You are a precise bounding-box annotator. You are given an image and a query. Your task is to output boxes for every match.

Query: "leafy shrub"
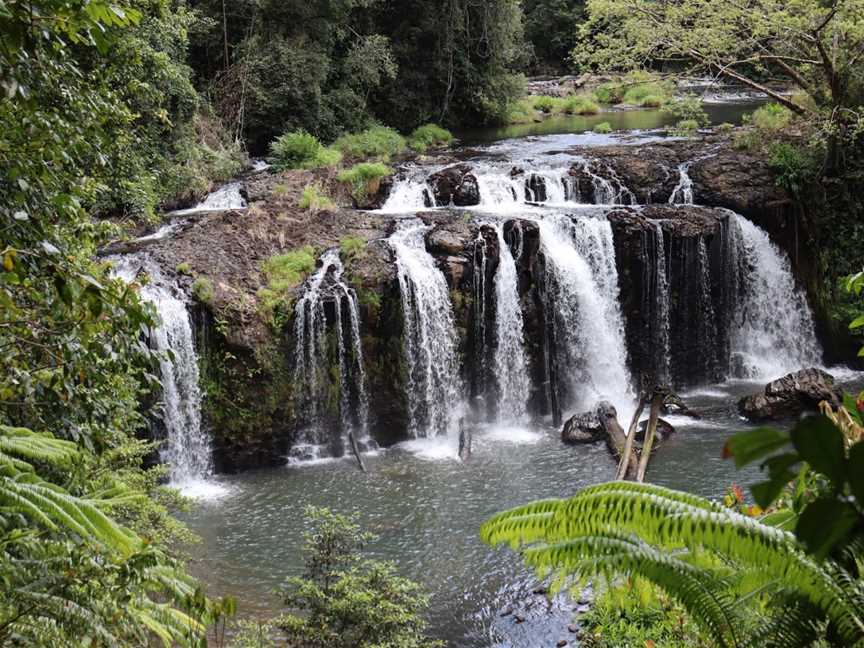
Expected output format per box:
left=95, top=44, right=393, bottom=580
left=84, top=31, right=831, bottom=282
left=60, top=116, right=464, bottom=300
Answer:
left=338, top=162, right=392, bottom=203
left=663, top=95, right=710, bottom=126
left=593, top=82, right=625, bottom=104
left=298, top=184, right=335, bottom=211
left=258, top=246, right=317, bottom=326
left=192, top=276, right=215, bottom=305
left=340, top=236, right=367, bottom=260
left=717, top=122, right=735, bottom=134
left=563, top=95, right=600, bottom=115
left=532, top=95, right=560, bottom=113
left=752, top=103, right=793, bottom=132
left=175, top=262, right=192, bottom=275
left=269, top=131, right=342, bottom=170
left=334, top=125, right=406, bottom=160
left=622, top=83, right=669, bottom=107
left=505, top=97, right=536, bottom=123
left=675, top=119, right=700, bottom=135
left=408, top=124, right=454, bottom=153
left=594, top=122, right=613, bottom=134
left=768, top=142, right=819, bottom=193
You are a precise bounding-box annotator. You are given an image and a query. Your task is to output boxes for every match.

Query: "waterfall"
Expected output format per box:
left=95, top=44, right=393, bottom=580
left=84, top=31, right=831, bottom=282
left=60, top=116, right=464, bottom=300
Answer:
left=573, top=160, right=636, bottom=205
left=669, top=162, right=694, bottom=205
left=111, top=257, right=213, bottom=487
left=380, top=175, right=435, bottom=212
left=292, top=249, right=371, bottom=456
left=389, top=219, right=463, bottom=437
left=643, top=222, right=672, bottom=383
left=537, top=211, right=633, bottom=416
left=173, top=182, right=247, bottom=215
left=730, top=213, right=822, bottom=379
left=491, top=223, right=531, bottom=421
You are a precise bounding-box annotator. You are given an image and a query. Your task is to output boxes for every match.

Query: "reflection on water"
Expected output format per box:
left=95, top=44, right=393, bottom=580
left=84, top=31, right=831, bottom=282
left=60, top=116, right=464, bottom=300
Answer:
left=457, top=103, right=761, bottom=146
left=178, top=375, right=864, bottom=647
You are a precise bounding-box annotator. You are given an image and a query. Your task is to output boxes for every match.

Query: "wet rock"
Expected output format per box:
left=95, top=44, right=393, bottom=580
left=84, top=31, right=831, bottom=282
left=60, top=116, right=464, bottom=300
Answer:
left=738, top=367, right=842, bottom=421
left=500, top=607, right=513, bottom=617
left=525, top=174, right=547, bottom=202
left=635, top=418, right=676, bottom=442
left=428, top=164, right=480, bottom=206
left=557, top=641, right=568, bottom=647
left=576, top=145, right=682, bottom=204
left=514, top=615, right=526, bottom=624
left=568, top=624, right=578, bottom=633
left=561, top=401, right=618, bottom=444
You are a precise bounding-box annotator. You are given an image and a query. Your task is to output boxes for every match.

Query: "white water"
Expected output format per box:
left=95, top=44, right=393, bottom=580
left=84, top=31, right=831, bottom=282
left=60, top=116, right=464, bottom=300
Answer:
left=111, top=257, right=219, bottom=496
left=730, top=213, right=822, bottom=379
left=389, top=219, right=464, bottom=437
left=538, top=212, right=633, bottom=418
left=292, top=249, right=371, bottom=453
left=647, top=222, right=672, bottom=382
left=173, top=182, right=247, bottom=215
left=668, top=162, right=694, bottom=205
left=380, top=175, right=436, bottom=212
left=492, top=223, right=531, bottom=422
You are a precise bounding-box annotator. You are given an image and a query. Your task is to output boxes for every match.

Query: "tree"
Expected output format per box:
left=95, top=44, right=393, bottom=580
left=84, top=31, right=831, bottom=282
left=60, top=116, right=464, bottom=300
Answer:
left=481, top=415, right=864, bottom=647
left=523, top=0, right=586, bottom=72
left=576, top=0, right=864, bottom=170
left=275, top=507, right=442, bottom=648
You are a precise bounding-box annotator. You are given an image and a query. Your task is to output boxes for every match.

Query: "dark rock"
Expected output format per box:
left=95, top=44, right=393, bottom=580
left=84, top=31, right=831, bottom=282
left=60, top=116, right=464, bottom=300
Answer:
left=525, top=174, right=547, bottom=202
left=568, top=624, right=578, bottom=633
left=561, top=401, right=618, bottom=444
left=557, top=641, right=568, bottom=647
left=635, top=418, right=676, bottom=442
left=500, top=608, right=513, bottom=617
left=738, top=367, right=842, bottom=421
left=428, top=164, right=480, bottom=206
left=514, top=615, right=526, bottom=624
left=532, top=585, right=547, bottom=595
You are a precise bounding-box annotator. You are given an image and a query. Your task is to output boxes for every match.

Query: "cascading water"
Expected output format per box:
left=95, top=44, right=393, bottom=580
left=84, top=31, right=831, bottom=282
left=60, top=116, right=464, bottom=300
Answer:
left=380, top=174, right=436, bottom=212
left=390, top=219, right=463, bottom=437
left=668, top=162, right=694, bottom=205
left=111, top=257, right=213, bottom=488
left=537, top=211, right=633, bottom=416
left=643, top=222, right=672, bottom=383
left=173, top=181, right=247, bottom=215
left=491, top=223, right=531, bottom=421
left=292, top=249, right=371, bottom=457
left=730, top=213, right=822, bottom=379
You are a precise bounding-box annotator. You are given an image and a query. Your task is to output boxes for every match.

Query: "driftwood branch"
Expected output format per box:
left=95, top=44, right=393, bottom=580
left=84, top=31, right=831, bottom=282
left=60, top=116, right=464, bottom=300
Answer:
left=636, top=389, right=665, bottom=482
left=616, top=394, right=647, bottom=481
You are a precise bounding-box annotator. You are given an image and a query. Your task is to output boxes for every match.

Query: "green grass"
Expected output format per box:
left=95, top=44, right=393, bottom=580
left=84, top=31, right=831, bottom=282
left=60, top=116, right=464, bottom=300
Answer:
left=716, top=122, right=735, bottom=134
left=258, top=246, right=317, bottom=326
left=594, top=122, right=613, bottom=134
left=407, top=124, right=454, bottom=153
left=175, top=262, right=192, bottom=276
left=562, top=95, right=600, bottom=115
left=334, top=125, right=406, bottom=160
left=532, top=95, right=563, bottom=113
left=505, top=98, right=536, bottom=124
left=751, top=103, right=793, bottom=132
left=674, top=119, right=700, bottom=135
left=191, top=276, right=214, bottom=305
left=268, top=130, right=342, bottom=170
left=593, top=82, right=625, bottom=105
left=340, top=236, right=367, bottom=260
left=622, top=82, right=670, bottom=107
left=337, top=162, right=392, bottom=203
left=298, top=184, right=335, bottom=211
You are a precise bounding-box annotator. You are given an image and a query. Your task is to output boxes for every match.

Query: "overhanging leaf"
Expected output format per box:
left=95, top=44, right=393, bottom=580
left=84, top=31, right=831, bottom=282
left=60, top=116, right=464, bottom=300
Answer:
left=723, top=427, right=790, bottom=468
left=796, top=498, right=858, bottom=560
left=790, top=416, right=845, bottom=487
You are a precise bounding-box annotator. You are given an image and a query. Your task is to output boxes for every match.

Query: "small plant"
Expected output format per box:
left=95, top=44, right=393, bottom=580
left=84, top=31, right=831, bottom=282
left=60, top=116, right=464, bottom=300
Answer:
left=563, top=95, right=600, bottom=115
left=298, top=184, right=335, bottom=212
left=334, top=125, right=406, bottom=160
left=407, top=124, right=454, bottom=153
left=175, top=262, right=192, bottom=275
left=337, top=162, right=392, bottom=204
left=594, top=121, right=613, bottom=134
left=269, top=131, right=342, bottom=170
left=663, top=95, right=709, bottom=126
left=622, top=83, right=669, bottom=107
left=716, top=122, right=735, bottom=134
left=674, top=119, right=700, bottom=135
left=258, top=246, right=316, bottom=326
left=532, top=95, right=559, bottom=113
left=593, top=82, right=625, bottom=104
left=192, top=276, right=214, bottom=305
left=340, top=236, right=366, bottom=260
left=752, top=102, right=793, bottom=132
left=506, top=98, right=535, bottom=123
left=768, top=142, right=819, bottom=193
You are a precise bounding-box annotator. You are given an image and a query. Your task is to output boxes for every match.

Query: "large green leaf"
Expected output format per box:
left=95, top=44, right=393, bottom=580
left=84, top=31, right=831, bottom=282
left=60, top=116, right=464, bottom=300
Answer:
left=846, top=442, right=864, bottom=506
left=796, top=498, right=858, bottom=560
left=723, top=427, right=790, bottom=468
left=790, top=416, right=846, bottom=487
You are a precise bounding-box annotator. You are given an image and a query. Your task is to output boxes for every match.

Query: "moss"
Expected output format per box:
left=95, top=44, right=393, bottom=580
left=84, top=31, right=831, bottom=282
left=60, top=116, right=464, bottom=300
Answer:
left=258, top=246, right=317, bottom=328
left=356, top=287, right=382, bottom=324
left=192, top=276, right=214, bottom=305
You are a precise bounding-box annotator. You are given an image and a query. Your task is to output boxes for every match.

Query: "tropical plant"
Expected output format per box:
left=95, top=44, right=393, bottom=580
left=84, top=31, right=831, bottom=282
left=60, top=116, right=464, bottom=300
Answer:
left=482, top=415, right=864, bottom=647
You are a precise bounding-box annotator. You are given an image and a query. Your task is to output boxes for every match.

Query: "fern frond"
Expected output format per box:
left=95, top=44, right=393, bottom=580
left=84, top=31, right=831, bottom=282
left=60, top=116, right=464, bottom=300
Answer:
left=0, top=425, right=79, bottom=468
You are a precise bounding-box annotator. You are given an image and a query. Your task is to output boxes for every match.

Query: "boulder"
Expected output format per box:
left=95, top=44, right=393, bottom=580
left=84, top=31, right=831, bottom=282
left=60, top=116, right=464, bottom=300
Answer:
left=738, top=367, right=842, bottom=421
left=428, top=164, right=480, bottom=206
left=635, top=418, right=676, bottom=442
left=561, top=401, right=618, bottom=444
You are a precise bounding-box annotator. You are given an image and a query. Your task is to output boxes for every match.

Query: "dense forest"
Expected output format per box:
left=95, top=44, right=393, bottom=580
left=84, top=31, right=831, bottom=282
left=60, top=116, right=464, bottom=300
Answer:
left=2, top=0, right=864, bottom=646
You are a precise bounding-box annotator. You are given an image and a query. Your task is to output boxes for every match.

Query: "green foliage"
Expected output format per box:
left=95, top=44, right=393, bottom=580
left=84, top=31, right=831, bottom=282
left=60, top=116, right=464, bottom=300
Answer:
left=269, top=131, right=342, bottom=170
left=338, top=162, right=393, bottom=203
left=594, top=121, right=613, bottom=134
left=622, top=83, right=669, bottom=107
left=176, top=262, right=192, bottom=275
left=593, top=82, right=625, bottom=104
left=769, top=142, right=820, bottom=194
left=752, top=103, right=794, bottom=133
left=335, top=125, right=406, bottom=160
left=523, top=0, right=586, bottom=71
left=674, top=119, right=700, bottom=135
left=484, top=416, right=864, bottom=647
left=505, top=97, right=537, bottom=123
left=340, top=237, right=367, bottom=260
left=407, top=124, right=454, bottom=153
left=533, top=95, right=561, bottom=113
left=192, top=276, right=215, bottom=305
left=258, top=247, right=317, bottom=327
left=299, top=184, right=336, bottom=212
left=273, top=507, right=442, bottom=648
left=717, top=122, right=735, bottom=134
left=662, top=95, right=710, bottom=127
left=563, top=95, right=600, bottom=115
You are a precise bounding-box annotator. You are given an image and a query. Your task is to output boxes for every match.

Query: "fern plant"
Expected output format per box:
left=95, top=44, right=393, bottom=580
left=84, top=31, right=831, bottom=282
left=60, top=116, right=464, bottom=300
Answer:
left=481, top=416, right=864, bottom=648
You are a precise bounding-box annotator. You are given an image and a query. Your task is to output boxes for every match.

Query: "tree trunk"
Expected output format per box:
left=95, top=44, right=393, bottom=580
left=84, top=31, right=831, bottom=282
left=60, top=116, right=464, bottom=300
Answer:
left=349, top=431, right=366, bottom=472
left=616, top=394, right=646, bottom=480
left=636, top=390, right=664, bottom=482
left=604, top=410, right=639, bottom=480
